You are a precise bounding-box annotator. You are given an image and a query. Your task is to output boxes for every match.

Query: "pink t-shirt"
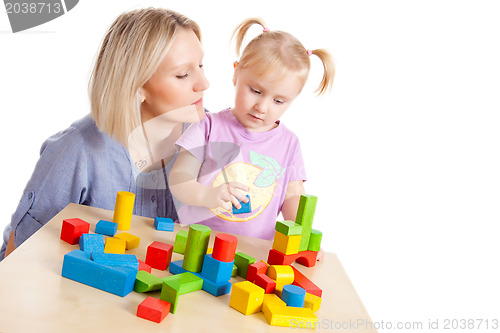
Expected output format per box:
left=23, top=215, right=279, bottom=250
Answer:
left=174, top=108, right=307, bottom=240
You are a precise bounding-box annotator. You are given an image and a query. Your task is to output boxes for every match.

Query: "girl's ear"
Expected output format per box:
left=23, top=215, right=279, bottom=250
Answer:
left=232, top=61, right=239, bottom=86
left=138, top=88, right=146, bottom=103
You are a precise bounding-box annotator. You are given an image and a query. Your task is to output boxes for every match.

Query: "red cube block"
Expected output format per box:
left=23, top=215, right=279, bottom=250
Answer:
left=212, top=233, right=238, bottom=262
left=254, top=273, right=276, bottom=294
left=137, top=296, right=170, bottom=323
left=145, top=241, right=173, bottom=270
left=60, top=218, right=90, bottom=245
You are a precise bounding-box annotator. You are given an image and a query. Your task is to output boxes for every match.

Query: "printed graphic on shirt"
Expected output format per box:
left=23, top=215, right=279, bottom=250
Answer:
left=209, top=151, right=284, bottom=222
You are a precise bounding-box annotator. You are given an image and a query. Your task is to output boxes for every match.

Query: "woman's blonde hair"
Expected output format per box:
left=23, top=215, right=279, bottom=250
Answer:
left=89, top=8, right=201, bottom=146
left=232, top=18, right=334, bottom=96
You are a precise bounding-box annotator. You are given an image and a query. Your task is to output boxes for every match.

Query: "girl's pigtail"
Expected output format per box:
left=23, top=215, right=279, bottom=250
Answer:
left=231, top=17, right=267, bottom=57
left=310, top=49, right=335, bottom=96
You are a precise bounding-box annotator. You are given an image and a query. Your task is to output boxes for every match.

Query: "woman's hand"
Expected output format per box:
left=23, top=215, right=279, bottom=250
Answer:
left=206, top=182, right=249, bottom=211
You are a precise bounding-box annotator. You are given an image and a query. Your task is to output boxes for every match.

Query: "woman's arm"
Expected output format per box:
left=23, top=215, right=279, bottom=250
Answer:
left=281, top=180, right=305, bottom=221
left=169, top=148, right=249, bottom=211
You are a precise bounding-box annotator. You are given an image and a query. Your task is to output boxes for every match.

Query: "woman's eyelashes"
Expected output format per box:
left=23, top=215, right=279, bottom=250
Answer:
left=176, top=64, right=204, bottom=79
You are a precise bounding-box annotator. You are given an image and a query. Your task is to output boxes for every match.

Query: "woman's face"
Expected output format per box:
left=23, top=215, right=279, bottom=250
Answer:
left=140, top=29, right=209, bottom=123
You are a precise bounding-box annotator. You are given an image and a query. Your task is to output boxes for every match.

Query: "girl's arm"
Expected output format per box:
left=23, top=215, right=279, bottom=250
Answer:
left=281, top=180, right=306, bottom=221
left=169, top=148, right=249, bottom=211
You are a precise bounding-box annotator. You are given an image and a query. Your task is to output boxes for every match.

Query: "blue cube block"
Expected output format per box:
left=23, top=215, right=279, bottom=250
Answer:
left=61, top=249, right=137, bottom=297
left=201, top=254, right=233, bottom=284
left=154, top=217, right=174, bottom=231
left=95, top=220, right=118, bottom=236
left=232, top=195, right=251, bottom=214
left=281, top=284, right=306, bottom=307
left=79, top=233, right=105, bottom=255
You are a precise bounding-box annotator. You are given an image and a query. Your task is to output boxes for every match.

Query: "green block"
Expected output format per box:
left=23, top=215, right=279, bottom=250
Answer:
left=234, top=252, right=255, bottom=279
left=160, top=272, right=203, bottom=313
left=182, top=224, right=211, bottom=273
left=232, top=264, right=238, bottom=277
left=275, top=220, right=303, bottom=236
left=296, top=195, right=318, bottom=252
left=173, top=229, right=188, bottom=254
left=134, top=270, right=163, bottom=293
left=307, top=229, right=323, bottom=251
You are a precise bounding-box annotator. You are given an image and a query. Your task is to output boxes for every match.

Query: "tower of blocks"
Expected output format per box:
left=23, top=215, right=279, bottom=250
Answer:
left=267, top=195, right=323, bottom=268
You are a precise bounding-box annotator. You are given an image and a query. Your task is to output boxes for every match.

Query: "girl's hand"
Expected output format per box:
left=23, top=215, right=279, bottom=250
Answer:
left=317, top=248, right=325, bottom=261
left=205, top=182, right=249, bottom=211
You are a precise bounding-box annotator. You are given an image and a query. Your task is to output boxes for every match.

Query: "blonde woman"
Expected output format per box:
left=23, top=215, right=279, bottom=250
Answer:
left=0, top=8, right=209, bottom=260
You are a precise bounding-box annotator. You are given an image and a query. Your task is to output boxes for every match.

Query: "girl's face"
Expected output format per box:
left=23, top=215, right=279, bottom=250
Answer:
left=232, top=64, right=303, bottom=132
left=140, top=29, right=209, bottom=123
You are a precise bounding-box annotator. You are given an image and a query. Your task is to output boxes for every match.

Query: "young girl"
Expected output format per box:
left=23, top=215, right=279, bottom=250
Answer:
left=169, top=18, right=334, bottom=240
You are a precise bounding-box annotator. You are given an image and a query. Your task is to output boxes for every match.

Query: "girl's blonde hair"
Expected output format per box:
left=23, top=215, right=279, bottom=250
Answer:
left=232, top=18, right=334, bottom=96
left=89, top=8, right=201, bottom=146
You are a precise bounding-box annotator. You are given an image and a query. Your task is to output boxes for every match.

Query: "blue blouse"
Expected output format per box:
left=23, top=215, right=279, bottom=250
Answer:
left=0, top=114, right=179, bottom=260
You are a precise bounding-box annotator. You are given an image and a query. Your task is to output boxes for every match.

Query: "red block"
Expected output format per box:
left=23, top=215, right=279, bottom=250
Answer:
left=291, top=266, right=322, bottom=297
left=295, top=251, right=318, bottom=268
left=60, top=218, right=90, bottom=245
left=145, top=241, right=173, bottom=270
left=137, top=296, right=170, bottom=323
left=254, top=273, right=276, bottom=294
left=138, top=260, right=152, bottom=273
left=246, top=261, right=268, bottom=283
left=267, top=249, right=318, bottom=268
left=212, top=233, right=238, bottom=262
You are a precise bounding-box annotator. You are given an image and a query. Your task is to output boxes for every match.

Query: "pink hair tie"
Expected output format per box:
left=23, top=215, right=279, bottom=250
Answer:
left=307, top=49, right=313, bottom=56
left=263, top=27, right=270, bottom=32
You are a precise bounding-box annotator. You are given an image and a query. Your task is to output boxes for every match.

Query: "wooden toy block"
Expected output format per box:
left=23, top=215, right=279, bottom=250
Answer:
left=267, top=249, right=318, bottom=267
left=168, top=259, right=185, bottom=275
left=267, top=265, right=294, bottom=285
left=114, top=232, right=140, bottom=250
left=304, top=292, right=322, bottom=312
left=262, top=293, right=286, bottom=311
left=173, top=229, right=188, bottom=254
left=113, top=191, right=136, bottom=231
left=275, top=220, right=303, bottom=236
left=138, top=260, right=152, bottom=273
left=234, top=252, right=255, bottom=279
left=229, top=281, right=265, bottom=315
left=272, top=231, right=301, bottom=255
left=206, top=247, right=213, bottom=254
left=161, top=272, right=203, bottom=314
left=307, top=229, right=322, bottom=251
left=134, top=271, right=164, bottom=293
left=104, top=237, right=126, bottom=254
left=95, top=220, right=117, bottom=236
left=145, top=241, right=173, bottom=271
left=295, top=195, right=317, bottom=252
left=232, top=194, right=251, bottom=214
left=254, top=273, right=276, bottom=294
left=91, top=252, right=139, bottom=270
left=60, top=218, right=90, bottom=245
left=61, top=249, right=137, bottom=297
left=79, top=233, right=104, bottom=255
left=182, top=224, right=211, bottom=273
left=154, top=217, right=174, bottom=231
left=295, top=251, right=318, bottom=268
left=136, top=296, right=170, bottom=323
left=201, top=254, right=233, bottom=284
left=282, top=285, right=306, bottom=307
left=291, top=266, right=322, bottom=297
left=246, top=261, right=268, bottom=283
left=262, top=302, right=318, bottom=328
left=232, top=264, right=238, bottom=277
left=212, top=233, right=238, bottom=262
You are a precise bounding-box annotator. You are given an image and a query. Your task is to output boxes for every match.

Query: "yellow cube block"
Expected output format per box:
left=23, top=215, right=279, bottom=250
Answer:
left=114, top=232, right=140, bottom=250
left=104, top=237, right=126, bottom=254
left=262, top=302, right=318, bottom=328
left=304, top=293, right=322, bottom=312
left=229, top=281, right=265, bottom=315
left=272, top=231, right=301, bottom=255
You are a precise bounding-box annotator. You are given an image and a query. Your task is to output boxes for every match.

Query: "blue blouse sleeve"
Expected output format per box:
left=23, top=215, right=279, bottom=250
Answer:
left=0, top=126, right=90, bottom=260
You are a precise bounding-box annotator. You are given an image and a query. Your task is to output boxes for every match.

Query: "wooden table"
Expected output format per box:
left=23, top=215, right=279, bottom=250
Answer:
left=0, top=203, right=376, bottom=332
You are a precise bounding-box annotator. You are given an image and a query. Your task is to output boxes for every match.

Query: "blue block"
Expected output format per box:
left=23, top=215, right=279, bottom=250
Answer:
left=154, top=217, right=174, bottom=231
left=61, top=249, right=137, bottom=297
left=79, top=233, right=105, bottom=255
left=232, top=195, right=251, bottom=214
left=91, top=252, right=139, bottom=270
left=95, top=220, right=118, bottom=236
left=281, top=284, right=306, bottom=307
left=169, top=259, right=231, bottom=296
left=201, top=254, right=233, bottom=284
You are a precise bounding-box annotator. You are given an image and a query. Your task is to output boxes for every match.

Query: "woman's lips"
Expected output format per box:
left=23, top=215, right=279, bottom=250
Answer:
left=193, top=98, right=203, bottom=106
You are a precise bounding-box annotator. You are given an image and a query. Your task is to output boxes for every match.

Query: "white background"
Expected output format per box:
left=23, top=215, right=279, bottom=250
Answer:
left=1, top=0, right=499, bottom=331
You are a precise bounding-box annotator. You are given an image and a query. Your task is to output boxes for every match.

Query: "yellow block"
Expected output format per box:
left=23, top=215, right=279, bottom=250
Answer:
left=304, top=293, right=322, bottom=312
left=113, top=191, right=135, bottom=231
left=267, top=265, right=294, bottom=285
left=262, top=303, right=318, bottom=328
left=104, top=237, right=126, bottom=254
left=272, top=231, right=301, bottom=255
left=206, top=247, right=213, bottom=254
left=229, top=281, right=265, bottom=315
left=114, top=232, right=140, bottom=250
left=262, top=294, right=286, bottom=313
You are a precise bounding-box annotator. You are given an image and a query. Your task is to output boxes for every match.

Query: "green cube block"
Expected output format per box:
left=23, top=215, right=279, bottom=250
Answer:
left=234, top=252, right=255, bottom=279
left=296, top=195, right=318, bottom=252
left=275, top=220, right=303, bottom=236
left=232, top=264, right=238, bottom=277
left=307, top=229, right=323, bottom=252
left=173, top=229, right=188, bottom=254
left=134, top=270, right=163, bottom=293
